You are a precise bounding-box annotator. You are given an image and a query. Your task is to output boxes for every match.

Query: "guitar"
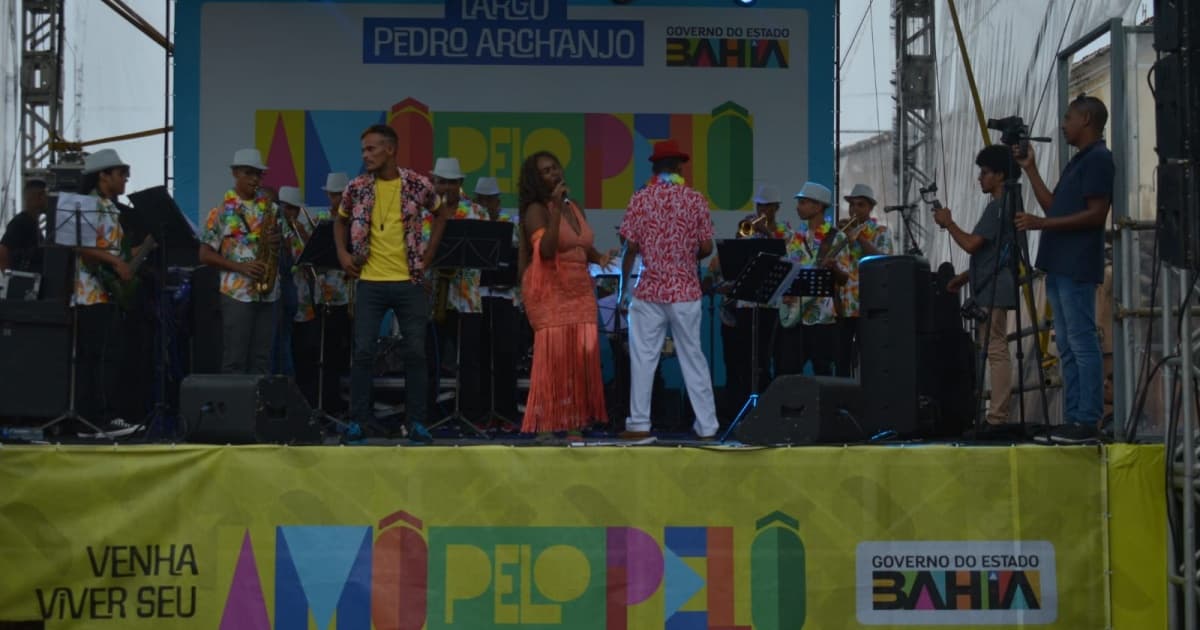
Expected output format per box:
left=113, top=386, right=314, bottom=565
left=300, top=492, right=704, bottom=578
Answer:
left=778, top=217, right=869, bottom=328
left=94, top=235, right=158, bottom=310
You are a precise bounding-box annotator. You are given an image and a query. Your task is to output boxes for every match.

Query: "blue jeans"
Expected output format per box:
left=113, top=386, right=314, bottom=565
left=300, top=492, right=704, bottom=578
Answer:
left=1045, top=273, right=1102, bottom=423
left=351, top=280, right=430, bottom=425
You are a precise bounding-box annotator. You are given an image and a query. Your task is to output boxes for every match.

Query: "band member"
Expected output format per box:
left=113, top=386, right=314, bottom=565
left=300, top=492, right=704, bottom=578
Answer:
left=0, top=177, right=48, bottom=272
left=199, top=148, right=282, bottom=376
left=1015, top=94, right=1114, bottom=442
left=618, top=140, right=718, bottom=439
left=835, top=184, right=892, bottom=375
left=777, top=182, right=849, bottom=377
left=934, top=145, right=1019, bottom=425
left=323, top=172, right=349, bottom=211
left=518, top=150, right=610, bottom=437
left=474, top=176, right=520, bottom=427
left=73, top=149, right=145, bottom=438
left=709, top=183, right=788, bottom=410
left=428, top=157, right=489, bottom=422
left=277, top=186, right=350, bottom=412
left=335, top=124, right=453, bottom=443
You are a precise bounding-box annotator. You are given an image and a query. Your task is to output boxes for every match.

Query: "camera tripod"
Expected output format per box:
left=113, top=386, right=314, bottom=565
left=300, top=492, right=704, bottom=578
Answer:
left=969, top=169, right=1051, bottom=435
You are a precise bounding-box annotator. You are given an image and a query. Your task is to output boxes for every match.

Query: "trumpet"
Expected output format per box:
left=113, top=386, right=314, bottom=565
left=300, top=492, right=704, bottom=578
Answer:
left=737, top=214, right=769, bottom=237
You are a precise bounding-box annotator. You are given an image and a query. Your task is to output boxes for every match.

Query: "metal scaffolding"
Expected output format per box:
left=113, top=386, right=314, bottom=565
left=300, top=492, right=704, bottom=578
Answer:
left=892, top=0, right=936, bottom=254
left=19, top=0, right=64, bottom=184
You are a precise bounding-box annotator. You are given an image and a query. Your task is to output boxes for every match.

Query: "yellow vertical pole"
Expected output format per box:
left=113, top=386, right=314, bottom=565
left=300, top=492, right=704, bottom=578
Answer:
left=945, top=0, right=1055, bottom=367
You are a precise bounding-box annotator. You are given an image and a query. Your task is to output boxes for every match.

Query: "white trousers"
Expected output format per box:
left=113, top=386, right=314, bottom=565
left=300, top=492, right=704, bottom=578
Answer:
left=627, top=298, right=719, bottom=437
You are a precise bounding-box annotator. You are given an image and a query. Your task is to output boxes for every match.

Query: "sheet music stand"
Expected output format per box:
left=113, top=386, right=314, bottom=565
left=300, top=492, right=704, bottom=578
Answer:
left=127, top=186, right=200, bottom=438
left=478, top=222, right=516, bottom=428
left=428, top=220, right=509, bottom=437
left=292, top=220, right=354, bottom=436
left=714, top=239, right=785, bottom=442
left=41, top=194, right=109, bottom=438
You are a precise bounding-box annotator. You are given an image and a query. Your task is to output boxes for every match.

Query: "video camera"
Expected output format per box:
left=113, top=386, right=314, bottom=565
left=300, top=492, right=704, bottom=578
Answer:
left=986, top=116, right=1031, bottom=147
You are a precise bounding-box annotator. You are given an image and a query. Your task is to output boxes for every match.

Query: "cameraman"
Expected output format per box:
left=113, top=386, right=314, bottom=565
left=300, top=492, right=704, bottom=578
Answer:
left=1013, top=94, right=1114, bottom=443
left=934, top=145, right=1019, bottom=426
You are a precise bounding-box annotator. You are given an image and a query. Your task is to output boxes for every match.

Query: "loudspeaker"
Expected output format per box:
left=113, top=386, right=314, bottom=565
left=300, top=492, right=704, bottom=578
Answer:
left=859, top=255, right=938, bottom=435
left=735, top=375, right=866, bottom=444
left=0, top=301, right=69, bottom=417
left=38, top=247, right=73, bottom=302
left=180, top=374, right=322, bottom=444
left=189, top=266, right=223, bottom=374
left=1155, top=0, right=1199, bottom=53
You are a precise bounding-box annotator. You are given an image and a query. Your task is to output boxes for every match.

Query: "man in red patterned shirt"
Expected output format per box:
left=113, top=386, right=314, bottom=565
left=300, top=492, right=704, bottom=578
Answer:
left=618, top=140, right=718, bottom=440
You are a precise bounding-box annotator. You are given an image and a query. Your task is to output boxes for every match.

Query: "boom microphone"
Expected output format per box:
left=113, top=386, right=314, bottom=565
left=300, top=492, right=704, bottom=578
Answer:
left=883, top=204, right=917, bottom=213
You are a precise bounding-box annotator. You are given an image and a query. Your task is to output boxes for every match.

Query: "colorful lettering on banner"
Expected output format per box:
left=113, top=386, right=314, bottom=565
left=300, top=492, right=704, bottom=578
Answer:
left=854, top=541, right=1059, bottom=625
left=218, top=511, right=809, bottom=629
left=256, top=99, right=755, bottom=211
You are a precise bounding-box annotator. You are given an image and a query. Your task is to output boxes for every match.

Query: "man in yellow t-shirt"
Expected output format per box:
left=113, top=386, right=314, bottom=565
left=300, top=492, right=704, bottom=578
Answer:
left=333, top=124, right=453, bottom=443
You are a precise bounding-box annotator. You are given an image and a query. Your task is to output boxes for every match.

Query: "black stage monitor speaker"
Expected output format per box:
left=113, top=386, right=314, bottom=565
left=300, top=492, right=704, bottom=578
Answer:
left=180, top=374, right=322, bottom=444
left=0, top=300, right=69, bottom=417
left=735, top=375, right=867, bottom=444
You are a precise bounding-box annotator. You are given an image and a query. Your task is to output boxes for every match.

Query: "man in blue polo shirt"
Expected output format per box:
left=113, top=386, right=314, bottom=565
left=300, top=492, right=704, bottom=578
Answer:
left=1014, top=94, right=1115, bottom=443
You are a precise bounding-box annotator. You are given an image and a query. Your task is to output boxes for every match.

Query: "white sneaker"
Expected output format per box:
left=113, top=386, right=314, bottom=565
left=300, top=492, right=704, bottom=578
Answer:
left=78, top=418, right=144, bottom=439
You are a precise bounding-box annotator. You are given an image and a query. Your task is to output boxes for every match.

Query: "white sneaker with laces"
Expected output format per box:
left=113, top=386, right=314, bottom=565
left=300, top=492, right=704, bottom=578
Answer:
left=78, top=418, right=144, bottom=439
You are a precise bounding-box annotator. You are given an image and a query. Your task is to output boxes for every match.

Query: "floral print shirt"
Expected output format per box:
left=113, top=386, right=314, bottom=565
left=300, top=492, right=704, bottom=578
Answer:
left=422, top=196, right=489, bottom=314
left=342, top=168, right=436, bottom=286
left=285, top=209, right=351, bottom=322
left=73, top=195, right=123, bottom=306
left=785, top=220, right=851, bottom=326
left=838, top=219, right=893, bottom=317
left=200, top=189, right=281, bottom=303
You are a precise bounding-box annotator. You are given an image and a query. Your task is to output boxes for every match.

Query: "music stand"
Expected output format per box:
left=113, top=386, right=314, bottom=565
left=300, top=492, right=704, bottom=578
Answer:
left=714, top=239, right=785, bottom=441
left=428, top=220, right=509, bottom=437
left=478, top=222, right=516, bottom=429
left=295, top=220, right=353, bottom=435
left=39, top=194, right=111, bottom=438
left=127, top=186, right=200, bottom=439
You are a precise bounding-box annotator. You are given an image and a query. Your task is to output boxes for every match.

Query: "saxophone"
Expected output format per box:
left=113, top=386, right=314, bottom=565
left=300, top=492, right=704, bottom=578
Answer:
left=779, top=216, right=863, bottom=328
left=254, top=204, right=280, bottom=296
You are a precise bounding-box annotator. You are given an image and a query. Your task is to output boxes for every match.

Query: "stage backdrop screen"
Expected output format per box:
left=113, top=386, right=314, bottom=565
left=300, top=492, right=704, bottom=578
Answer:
left=174, top=0, right=835, bottom=247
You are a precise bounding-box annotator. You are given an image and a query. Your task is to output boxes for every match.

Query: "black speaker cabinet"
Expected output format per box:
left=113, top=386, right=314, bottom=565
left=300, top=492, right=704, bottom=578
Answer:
left=0, top=300, right=69, bottom=417
left=860, top=255, right=938, bottom=435
left=735, top=375, right=866, bottom=444
left=180, top=374, right=322, bottom=444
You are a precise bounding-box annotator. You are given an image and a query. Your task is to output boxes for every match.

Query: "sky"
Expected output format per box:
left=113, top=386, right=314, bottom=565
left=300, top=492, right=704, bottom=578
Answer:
left=51, top=0, right=895, bottom=205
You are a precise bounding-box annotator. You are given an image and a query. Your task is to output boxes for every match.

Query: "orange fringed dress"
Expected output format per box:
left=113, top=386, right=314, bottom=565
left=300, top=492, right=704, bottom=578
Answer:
left=521, top=202, right=608, bottom=432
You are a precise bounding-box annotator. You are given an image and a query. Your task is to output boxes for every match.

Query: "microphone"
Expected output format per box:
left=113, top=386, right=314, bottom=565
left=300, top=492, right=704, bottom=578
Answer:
left=883, top=204, right=916, bottom=213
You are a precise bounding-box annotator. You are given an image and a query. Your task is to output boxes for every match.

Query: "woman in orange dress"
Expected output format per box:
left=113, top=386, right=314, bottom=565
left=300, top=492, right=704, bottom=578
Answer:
left=518, top=151, right=610, bottom=435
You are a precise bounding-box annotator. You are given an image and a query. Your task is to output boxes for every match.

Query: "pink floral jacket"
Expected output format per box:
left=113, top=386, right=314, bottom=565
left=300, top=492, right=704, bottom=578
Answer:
left=342, top=168, right=436, bottom=285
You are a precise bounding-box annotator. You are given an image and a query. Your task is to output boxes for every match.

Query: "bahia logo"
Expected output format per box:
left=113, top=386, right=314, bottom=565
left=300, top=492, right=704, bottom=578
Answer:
left=219, top=510, right=806, bottom=629
left=855, top=541, right=1058, bottom=626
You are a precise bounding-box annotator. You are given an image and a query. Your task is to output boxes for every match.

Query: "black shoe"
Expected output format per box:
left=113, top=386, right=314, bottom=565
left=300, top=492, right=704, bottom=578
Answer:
left=1034, top=422, right=1100, bottom=444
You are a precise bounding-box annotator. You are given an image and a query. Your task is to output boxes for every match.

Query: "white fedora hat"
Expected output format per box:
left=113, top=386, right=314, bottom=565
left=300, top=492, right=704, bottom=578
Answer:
left=322, top=172, right=349, bottom=193
left=277, top=186, right=304, bottom=208
left=753, top=184, right=781, bottom=204
left=474, top=177, right=500, bottom=196
left=431, top=157, right=464, bottom=180
left=231, top=148, right=268, bottom=171
left=794, top=181, right=833, bottom=207
left=83, top=149, right=129, bottom=174
left=843, top=183, right=877, bottom=205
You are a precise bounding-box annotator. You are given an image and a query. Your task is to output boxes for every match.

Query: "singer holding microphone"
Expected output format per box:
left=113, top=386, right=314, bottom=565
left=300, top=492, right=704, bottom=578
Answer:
left=517, top=151, right=611, bottom=439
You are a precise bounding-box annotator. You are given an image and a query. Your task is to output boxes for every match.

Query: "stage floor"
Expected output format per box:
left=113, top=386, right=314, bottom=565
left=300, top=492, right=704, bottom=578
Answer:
left=0, top=442, right=1167, bottom=629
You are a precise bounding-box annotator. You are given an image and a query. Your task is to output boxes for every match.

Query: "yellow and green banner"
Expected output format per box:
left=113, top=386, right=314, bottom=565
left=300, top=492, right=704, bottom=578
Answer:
left=0, top=444, right=1165, bottom=629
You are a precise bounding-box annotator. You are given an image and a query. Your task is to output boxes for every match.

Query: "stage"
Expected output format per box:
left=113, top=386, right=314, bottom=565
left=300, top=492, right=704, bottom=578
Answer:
left=0, top=441, right=1166, bottom=629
